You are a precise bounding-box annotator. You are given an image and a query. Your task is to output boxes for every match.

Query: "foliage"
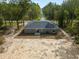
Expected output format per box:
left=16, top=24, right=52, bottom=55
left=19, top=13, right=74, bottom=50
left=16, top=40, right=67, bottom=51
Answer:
left=42, top=0, right=79, bottom=44
left=42, top=2, right=59, bottom=20
left=75, top=7, right=79, bottom=20
left=75, top=35, right=79, bottom=44
left=0, top=18, right=3, bottom=27
left=27, top=3, right=41, bottom=20
left=0, top=0, right=41, bottom=29
left=65, top=22, right=79, bottom=44
left=43, top=0, right=79, bottom=28
left=65, top=22, right=79, bottom=35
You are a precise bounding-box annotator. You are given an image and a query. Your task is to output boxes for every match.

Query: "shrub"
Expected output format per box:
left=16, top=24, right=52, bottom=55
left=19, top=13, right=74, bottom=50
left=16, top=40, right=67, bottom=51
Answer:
left=64, top=23, right=74, bottom=36
left=65, top=22, right=79, bottom=36
left=75, top=35, right=79, bottom=44
left=0, top=19, right=3, bottom=27
left=64, top=22, right=79, bottom=44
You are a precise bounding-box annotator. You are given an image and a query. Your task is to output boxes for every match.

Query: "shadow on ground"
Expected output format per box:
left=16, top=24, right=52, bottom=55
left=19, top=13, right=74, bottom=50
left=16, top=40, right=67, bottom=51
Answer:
left=16, top=31, right=66, bottom=39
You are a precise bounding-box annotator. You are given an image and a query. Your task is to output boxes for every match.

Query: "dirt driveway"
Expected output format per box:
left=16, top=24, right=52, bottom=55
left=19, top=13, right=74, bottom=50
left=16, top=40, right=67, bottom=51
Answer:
left=0, top=38, right=79, bottom=59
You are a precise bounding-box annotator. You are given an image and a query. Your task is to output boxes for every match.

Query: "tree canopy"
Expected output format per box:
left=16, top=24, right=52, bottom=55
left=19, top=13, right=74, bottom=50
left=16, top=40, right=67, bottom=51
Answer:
left=0, top=0, right=41, bottom=29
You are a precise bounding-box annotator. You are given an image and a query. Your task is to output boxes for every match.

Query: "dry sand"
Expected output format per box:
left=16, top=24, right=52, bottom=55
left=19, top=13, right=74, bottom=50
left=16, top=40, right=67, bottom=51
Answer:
left=0, top=38, right=79, bottom=59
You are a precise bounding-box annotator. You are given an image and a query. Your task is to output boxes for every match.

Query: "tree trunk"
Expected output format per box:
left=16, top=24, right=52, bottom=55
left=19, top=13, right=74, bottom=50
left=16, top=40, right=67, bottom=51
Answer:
left=23, top=20, right=24, bottom=27
left=16, top=20, right=19, bottom=29
left=4, top=19, right=7, bottom=26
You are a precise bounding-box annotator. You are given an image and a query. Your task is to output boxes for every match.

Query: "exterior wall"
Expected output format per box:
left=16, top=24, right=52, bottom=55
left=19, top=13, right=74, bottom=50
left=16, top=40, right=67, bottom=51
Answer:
left=24, top=28, right=59, bottom=34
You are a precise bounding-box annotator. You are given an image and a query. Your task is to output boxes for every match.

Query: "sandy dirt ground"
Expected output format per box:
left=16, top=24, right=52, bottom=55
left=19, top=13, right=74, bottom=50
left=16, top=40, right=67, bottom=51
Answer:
left=0, top=38, right=79, bottom=59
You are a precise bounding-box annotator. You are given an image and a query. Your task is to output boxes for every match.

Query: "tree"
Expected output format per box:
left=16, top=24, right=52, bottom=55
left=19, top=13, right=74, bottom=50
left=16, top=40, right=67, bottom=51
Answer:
left=9, top=0, right=31, bottom=29
left=42, top=2, right=54, bottom=20
left=75, top=7, right=79, bottom=20
left=58, top=7, right=64, bottom=28
left=27, top=3, right=41, bottom=20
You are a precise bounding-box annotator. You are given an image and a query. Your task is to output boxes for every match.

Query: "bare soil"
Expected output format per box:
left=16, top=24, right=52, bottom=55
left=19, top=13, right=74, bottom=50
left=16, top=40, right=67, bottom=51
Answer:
left=0, top=38, right=79, bottom=59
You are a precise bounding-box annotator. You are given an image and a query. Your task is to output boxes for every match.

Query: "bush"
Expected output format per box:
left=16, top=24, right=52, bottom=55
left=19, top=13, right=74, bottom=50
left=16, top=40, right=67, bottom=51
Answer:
left=64, top=23, right=74, bottom=36
left=64, top=22, right=79, bottom=44
left=0, top=19, right=3, bottom=27
left=65, top=22, right=79, bottom=36
left=75, top=35, right=79, bottom=44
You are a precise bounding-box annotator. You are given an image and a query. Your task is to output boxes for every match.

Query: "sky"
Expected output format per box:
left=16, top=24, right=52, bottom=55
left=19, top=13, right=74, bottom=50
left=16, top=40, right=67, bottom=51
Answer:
left=31, top=0, right=64, bottom=8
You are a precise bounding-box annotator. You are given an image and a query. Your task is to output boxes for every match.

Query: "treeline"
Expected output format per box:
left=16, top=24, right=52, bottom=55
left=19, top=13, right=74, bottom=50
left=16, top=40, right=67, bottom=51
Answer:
left=42, top=2, right=60, bottom=20
left=0, top=0, right=41, bottom=29
left=42, top=0, right=79, bottom=28
left=43, top=0, right=79, bottom=43
left=27, top=3, right=41, bottom=20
